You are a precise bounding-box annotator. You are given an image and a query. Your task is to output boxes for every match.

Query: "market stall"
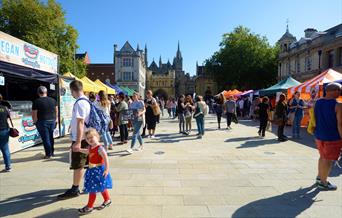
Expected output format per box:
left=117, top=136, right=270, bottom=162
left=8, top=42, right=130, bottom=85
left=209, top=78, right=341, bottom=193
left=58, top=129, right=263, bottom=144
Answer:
left=94, top=79, right=116, bottom=95
left=81, top=76, right=102, bottom=93
left=223, top=89, right=242, bottom=99
left=0, top=31, right=59, bottom=153
left=105, top=81, right=126, bottom=95
left=287, top=68, right=342, bottom=126
left=259, top=76, right=301, bottom=96
left=288, top=68, right=342, bottom=100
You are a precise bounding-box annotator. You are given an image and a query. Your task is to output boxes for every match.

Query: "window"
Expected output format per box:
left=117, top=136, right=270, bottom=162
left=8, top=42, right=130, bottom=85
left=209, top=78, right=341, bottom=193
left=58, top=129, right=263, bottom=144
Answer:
left=305, top=56, right=311, bottom=71
left=123, top=72, right=132, bottom=81
left=296, top=58, right=300, bottom=73
left=123, top=58, right=133, bottom=67
left=328, top=50, right=334, bottom=68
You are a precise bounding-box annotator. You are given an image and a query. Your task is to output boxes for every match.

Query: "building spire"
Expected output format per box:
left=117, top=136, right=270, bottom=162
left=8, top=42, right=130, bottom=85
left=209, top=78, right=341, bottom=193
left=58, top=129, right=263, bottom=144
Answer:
left=286, top=18, right=289, bottom=32
left=177, top=40, right=180, bottom=52
left=137, top=43, right=140, bottom=51
left=159, top=55, right=162, bottom=67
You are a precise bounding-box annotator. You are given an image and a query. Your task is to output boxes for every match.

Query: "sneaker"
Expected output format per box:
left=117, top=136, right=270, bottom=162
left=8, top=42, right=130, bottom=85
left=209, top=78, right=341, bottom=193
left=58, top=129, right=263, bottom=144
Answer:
left=1, top=168, right=11, bottom=173
left=57, top=188, right=80, bottom=200
left=197, top=135, right=202, bottom=139
left=151, top=135, right=156, bottom=139
left=126, top=148, right=133, bottom=154
left=108, top=146, right=114, bottom=150
left=318, top=181, right=337, bottom=191
left=316, top=176, right=321, bottom=185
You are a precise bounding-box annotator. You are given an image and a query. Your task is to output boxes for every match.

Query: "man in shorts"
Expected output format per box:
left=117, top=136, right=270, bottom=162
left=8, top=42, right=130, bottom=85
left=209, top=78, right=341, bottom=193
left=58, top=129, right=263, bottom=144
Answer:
left=314, top=82, right=342, bottom=190
left=58, top=80, right=91, bottom=199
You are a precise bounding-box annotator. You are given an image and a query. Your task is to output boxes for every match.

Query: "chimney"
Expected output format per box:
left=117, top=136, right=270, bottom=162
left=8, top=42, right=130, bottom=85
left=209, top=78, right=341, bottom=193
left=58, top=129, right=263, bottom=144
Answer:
left=304, top=28, right=317, bottom=38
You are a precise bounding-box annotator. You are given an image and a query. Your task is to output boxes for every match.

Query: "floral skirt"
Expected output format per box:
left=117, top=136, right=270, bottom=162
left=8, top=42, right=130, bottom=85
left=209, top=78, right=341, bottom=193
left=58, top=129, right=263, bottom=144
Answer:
left=83, top=165, right=112, bottom=193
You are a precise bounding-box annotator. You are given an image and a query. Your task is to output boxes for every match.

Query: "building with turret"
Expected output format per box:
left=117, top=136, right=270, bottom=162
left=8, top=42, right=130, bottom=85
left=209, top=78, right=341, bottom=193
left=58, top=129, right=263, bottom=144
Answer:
left=278, top=23, right=342, bottom=81
left=146, top=42, right=195, bottom=99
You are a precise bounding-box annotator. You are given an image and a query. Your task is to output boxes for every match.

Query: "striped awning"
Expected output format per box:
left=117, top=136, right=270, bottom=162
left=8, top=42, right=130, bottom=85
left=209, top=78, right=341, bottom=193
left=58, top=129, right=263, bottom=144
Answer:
left=289, top=68, right=342, bottom=95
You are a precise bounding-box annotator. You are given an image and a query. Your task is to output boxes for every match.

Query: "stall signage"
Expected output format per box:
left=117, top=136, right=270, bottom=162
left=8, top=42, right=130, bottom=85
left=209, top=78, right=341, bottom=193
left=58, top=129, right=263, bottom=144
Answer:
left=0, top=75, right=4, bottom=86
left=0, top=31, right=58, bottom=74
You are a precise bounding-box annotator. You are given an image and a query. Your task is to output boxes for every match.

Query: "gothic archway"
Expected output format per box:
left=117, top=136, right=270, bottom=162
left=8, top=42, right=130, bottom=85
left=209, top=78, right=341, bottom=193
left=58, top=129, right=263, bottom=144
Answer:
left=154, top=89, right=168, bottom=101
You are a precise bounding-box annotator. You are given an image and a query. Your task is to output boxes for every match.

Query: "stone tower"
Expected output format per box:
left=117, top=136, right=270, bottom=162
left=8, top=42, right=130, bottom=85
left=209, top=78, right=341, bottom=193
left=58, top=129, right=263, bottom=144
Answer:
left=173, top=41, right=183, bottom=73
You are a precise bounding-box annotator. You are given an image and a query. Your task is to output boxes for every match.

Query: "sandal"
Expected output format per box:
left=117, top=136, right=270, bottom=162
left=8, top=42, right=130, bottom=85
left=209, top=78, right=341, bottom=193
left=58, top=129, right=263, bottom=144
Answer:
left=78, top=206, right=93, bottom=214
left=97, top=200, right=112, bottom=210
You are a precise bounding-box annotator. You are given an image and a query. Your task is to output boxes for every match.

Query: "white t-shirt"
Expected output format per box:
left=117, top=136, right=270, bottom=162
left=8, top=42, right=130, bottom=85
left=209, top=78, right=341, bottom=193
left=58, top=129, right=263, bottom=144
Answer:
left=95, top=101, right=110, bottom=116
left=70, top=95, right=91, bottom=141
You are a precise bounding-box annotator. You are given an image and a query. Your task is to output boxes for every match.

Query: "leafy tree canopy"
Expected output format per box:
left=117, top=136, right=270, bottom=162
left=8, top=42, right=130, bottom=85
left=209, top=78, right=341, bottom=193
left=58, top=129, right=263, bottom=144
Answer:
left=205, top=26, right=279, bottom=91
left=0, top=0, right=86, bottom=77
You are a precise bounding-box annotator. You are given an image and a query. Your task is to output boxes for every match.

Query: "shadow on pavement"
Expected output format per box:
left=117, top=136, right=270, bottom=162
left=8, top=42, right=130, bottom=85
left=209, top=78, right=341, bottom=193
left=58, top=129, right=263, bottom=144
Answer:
left=330, top=158, right=342, bottom=177
left=35, top=208, right=79, bottom=218
left=225, top=136, right=261, bottom=143
left=108, top=150, right=131, bottom=157
left=236, top=139, right=278, bottom=149
left=232, top=185, right=320, bottom=218
left=238, top=119, right=316, bottom=149
left=0, top=189, right=64, bottom=217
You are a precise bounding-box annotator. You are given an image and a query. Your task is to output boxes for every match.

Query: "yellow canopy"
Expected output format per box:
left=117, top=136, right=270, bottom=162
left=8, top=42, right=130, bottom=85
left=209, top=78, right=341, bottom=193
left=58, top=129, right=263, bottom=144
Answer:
left=81, top=77, right=102, bottom=93
left=95, top=79, right=116, bottom=95
left=62, top=72, right=95, bottom=92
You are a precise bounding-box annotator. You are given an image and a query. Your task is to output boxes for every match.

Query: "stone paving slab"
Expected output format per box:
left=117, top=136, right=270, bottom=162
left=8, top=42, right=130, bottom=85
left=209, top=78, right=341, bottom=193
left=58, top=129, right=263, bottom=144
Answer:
left=0, top=115, right=341, bottom=218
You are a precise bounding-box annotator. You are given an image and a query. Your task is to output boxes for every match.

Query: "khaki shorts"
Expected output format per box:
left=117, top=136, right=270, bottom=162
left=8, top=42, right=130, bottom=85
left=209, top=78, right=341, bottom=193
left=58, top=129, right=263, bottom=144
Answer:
left=70, top=140, right=89, bottom=170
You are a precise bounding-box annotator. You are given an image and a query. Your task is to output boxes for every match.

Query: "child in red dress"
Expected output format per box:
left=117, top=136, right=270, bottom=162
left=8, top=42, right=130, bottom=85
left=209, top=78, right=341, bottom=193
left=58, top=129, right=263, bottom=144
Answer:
left=76, top=128, right=112, bottom=214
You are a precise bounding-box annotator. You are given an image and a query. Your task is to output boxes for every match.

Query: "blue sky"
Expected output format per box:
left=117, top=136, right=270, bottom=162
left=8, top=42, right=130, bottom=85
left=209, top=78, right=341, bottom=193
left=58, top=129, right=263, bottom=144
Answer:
left=57, top=0, right=341, bottom=75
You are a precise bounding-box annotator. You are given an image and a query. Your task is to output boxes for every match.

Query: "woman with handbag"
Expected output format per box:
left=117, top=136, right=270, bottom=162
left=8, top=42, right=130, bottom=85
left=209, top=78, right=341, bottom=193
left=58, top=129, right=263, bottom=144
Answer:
left=145, top=90, right=158, bottom=138
left=127, top=92, right=146, bottom=154
left=275, top=94, right=288, bottom=142
left=0, top=103, right=13, bottom=172
left=96, top=91, right=114, bottom=150
left=194, top=96, right=207, bottom=139
left=184, top=95, right=194, bottom=134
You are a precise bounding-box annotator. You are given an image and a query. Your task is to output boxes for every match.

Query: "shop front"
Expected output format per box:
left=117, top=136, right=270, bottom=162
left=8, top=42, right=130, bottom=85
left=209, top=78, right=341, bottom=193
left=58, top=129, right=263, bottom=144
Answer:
left=0, top=31, right=59, bottom=153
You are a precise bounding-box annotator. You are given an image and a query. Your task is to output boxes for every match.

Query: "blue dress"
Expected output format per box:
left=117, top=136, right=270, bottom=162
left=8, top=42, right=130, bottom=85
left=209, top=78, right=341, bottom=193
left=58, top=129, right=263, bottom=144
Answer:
left=83, top=145, right=113, bottom=193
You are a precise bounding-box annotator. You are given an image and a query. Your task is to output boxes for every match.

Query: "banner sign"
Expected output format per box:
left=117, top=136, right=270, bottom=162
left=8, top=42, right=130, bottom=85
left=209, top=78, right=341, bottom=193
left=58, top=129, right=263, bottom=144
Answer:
left=0, top=31, right=58, bottom=74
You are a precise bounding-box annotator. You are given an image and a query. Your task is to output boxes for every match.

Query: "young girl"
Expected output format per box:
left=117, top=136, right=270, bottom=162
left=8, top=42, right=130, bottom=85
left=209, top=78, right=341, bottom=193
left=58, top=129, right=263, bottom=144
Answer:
left=77, top=128, right=112, bottom=215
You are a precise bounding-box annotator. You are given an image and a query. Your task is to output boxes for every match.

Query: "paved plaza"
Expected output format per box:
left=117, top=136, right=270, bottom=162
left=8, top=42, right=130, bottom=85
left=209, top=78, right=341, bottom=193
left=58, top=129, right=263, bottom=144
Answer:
left=0, top=115, right=341, bottom=218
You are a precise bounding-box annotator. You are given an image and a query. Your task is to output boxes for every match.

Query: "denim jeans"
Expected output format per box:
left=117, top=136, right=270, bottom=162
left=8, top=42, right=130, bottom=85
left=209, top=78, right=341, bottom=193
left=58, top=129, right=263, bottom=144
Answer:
left=0, top=129, right=11, bottom=170
left=178, top=113, right=185, bottom=132
left=196, top=116, right=204, bottom=135
left=171, top=108, right=176, bottom=118
left=292, top=114, right=303, bottom=137
left=36, top=120, right=55, bottom=157
left=101, top=131, right=113, bottom=147
left=131, top=120, right=143, bottom=148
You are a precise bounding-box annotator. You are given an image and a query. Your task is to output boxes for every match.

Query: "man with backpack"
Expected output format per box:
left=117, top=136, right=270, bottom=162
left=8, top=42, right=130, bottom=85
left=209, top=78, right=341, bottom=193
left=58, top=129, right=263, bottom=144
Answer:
left=58, top=80, right=91, bottom=199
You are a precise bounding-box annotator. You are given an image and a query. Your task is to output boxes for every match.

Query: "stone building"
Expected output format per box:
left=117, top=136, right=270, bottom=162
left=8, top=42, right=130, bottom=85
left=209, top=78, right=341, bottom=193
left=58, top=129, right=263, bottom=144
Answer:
left=87, top=64, right=115, bottom=84
left=278, top=23, right=342, bottom=82
left=194, top=62, right=217, bottom=97
left=146, top=42, right=195, bottom=99
left=114, top=41, right=147, bottom=97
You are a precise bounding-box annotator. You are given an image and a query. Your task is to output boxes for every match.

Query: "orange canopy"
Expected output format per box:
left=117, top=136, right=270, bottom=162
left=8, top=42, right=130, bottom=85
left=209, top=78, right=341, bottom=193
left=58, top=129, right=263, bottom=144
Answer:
left=223, top=89, right=242, bottom=98
left=288, top=68, right=342, bottom=100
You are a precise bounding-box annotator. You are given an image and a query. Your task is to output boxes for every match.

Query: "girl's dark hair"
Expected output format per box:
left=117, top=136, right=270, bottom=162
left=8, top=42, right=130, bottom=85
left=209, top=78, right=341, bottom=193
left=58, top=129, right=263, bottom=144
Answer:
left=262, top=96, right=269, bottom=103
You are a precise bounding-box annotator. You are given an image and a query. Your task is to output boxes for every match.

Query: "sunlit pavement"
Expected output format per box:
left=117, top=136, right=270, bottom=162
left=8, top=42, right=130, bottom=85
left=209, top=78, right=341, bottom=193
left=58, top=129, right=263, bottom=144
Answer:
left=0, top=115, right=341, bottom=218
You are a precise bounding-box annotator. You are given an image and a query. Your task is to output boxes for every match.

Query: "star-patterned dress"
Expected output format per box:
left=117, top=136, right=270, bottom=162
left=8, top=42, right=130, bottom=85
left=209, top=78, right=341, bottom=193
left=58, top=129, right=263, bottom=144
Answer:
left=83, top=145, right=112, bottom=193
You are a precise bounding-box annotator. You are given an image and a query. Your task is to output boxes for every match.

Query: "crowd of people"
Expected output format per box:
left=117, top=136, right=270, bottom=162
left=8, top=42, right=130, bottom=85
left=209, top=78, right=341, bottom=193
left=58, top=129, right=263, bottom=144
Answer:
left=0, top=80, right=341, bottom=214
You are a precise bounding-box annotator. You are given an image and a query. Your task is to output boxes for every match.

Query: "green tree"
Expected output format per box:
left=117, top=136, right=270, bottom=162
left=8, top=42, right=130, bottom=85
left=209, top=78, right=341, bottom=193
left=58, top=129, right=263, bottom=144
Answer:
left=0, top=0, right=86, bottom=77
left=205, top=26, right=279, bottom=91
